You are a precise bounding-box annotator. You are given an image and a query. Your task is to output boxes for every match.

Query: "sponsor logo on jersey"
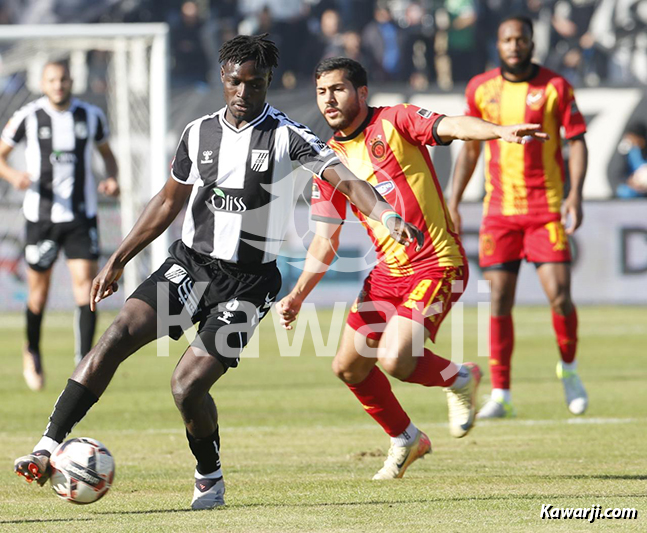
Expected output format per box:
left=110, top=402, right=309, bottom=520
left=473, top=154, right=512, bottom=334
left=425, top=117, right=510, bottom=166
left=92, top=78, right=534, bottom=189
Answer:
left=75, top=122, right=88, bottom=139
left=225, top=298, right=240, bottom=311
left=201, top=150, right=214, bottom=164
left=209, top=187, right=248, bottom=213
left=311, top=182, right=321, bottom=199
left=49, top=150, right=78, bottom=165
left=374, top=180, right=395, bottom=197
left=250, top=149, right=270, bottom=172
left=416, top=108, right=433, bottom=119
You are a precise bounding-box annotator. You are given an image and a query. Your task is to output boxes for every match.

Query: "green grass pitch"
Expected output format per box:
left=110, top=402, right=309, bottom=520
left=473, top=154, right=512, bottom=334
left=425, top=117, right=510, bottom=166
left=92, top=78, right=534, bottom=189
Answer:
left=1, top=306, right=646, bottom=532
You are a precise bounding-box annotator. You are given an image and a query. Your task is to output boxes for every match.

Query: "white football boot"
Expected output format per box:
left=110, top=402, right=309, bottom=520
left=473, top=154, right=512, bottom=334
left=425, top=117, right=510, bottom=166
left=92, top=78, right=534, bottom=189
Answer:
left=556, top=361, right=588, bottom=415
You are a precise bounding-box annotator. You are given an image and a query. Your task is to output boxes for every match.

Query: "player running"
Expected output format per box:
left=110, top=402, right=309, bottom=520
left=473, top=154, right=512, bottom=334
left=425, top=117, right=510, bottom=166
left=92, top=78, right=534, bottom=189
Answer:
left=13, top=35, right=423, bottom=510
left=277, top=57, right=548, bottom=479
left=448, top=15, right=589, bottom=418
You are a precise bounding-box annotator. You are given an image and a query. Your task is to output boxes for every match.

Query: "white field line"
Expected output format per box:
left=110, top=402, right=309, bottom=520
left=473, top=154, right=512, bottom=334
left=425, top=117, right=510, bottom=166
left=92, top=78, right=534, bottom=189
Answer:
left=2, top=417, right=637, bottom=439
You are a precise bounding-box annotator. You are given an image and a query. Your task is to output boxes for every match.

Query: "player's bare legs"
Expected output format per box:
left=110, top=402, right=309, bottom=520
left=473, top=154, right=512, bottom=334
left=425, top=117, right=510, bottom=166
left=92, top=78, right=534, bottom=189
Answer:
left=67, top=259, right=99, bottom=365
left=478, top=267, right=519, bottom=419
left=15, top=298, right=159, bottom=485
left=23, top=267, right=53, bottom=390
left=172, top=345, right=227, bottom=509
left=537, top=262, right=587, bottom=414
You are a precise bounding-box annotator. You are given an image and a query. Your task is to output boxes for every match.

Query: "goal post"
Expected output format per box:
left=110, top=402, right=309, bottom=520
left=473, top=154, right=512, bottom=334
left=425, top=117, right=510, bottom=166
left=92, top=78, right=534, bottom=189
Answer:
left=0, top=23, right=170, bottom=306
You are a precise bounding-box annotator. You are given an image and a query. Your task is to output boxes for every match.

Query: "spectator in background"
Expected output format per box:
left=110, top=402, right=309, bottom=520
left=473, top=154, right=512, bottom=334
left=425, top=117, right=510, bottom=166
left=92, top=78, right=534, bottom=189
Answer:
left=617, top=122, right=647, bottom=198
left=548, top=0, right=603, bottom=86
left=362, top=3, right=402, bottom=81
left=319, top=9, right=346, bottom=59
left=401, top=1, right=436, bottom=90
left=446, top=0, right=479, bottom=84
left=341, top=30, right=368, bottom=64
left=171, top=1, right=210, bottom=87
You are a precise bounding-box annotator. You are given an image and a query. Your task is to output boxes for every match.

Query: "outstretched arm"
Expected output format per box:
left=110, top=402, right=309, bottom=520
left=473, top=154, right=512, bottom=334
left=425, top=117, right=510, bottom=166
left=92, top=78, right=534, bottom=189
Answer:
left=448, top=140, right=482, bottom=232
left=322, top=163, right=424, bottom=251
left=276, top=222, right=341, bottom=330
left=91, top=177, right=192, bottom=309
left=436, top=115, right=549, bottom=144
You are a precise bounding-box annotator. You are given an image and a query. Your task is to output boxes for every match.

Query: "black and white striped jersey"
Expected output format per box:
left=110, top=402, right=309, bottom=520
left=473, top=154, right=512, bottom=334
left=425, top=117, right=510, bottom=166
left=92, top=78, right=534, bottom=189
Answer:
left=1, top=97, right=109, bottom=223
left=171, top=103, right=340, bottom=265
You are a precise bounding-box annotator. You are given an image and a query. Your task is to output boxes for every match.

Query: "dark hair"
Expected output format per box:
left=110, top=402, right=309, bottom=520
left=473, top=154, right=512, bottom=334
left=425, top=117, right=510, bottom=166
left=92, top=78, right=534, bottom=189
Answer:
left=218, top=33, right=279, bottom=71
left=498, top=14, right=534, bottom=38
left=626, top=121, right=647, bottom=139
left=43, top=60, right=71, bottom=75
left=314, top=57, right=368, bottom=89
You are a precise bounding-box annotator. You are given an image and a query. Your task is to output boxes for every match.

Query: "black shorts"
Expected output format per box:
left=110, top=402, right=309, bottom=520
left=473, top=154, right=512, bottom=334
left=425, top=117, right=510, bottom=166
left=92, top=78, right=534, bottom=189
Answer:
left=25, top=217, right=100, bottom=272
left=129, top=240, right=282, bottom=370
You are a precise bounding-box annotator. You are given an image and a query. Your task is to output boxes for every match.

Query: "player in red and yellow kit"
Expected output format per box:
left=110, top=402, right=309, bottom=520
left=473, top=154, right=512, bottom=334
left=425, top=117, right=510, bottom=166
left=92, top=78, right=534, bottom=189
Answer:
left=449, top=15, right=589, bottom=419
left=277, top=57, right=547, bottom=479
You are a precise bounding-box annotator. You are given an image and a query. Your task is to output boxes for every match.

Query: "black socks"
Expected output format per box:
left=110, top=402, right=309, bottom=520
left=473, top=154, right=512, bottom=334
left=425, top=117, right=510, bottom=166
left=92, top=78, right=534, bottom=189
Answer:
left=75, top=304, right=97, bottom=362
left=26, top=308, right=43, bottom=354
left=44, top=379, right=99, bottom=443
left=186, top=427, right=221, bottom=476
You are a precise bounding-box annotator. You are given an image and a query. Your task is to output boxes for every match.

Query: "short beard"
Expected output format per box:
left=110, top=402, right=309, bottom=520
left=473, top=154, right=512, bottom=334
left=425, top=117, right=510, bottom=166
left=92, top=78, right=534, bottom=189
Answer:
left=501, top=56, right=533, bottom=76
left=325, top=97, right=360, bottom=132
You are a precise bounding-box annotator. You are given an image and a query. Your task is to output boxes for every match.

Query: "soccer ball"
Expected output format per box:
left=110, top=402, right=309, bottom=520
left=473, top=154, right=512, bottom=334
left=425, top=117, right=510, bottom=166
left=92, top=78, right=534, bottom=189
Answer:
left=50, top=437, right=115, bottom=504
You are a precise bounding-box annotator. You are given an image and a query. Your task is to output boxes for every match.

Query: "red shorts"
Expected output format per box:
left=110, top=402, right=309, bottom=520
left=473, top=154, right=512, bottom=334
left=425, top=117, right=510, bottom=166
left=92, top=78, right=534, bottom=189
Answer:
left=347, top=264, right=468, bottom=342
left=479, top=214, right=571, bottom=268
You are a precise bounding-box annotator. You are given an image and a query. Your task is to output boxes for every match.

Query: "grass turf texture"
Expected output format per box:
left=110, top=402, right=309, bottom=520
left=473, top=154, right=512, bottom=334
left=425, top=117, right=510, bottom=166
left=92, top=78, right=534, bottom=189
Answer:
left=1, top=306, right=645, bottom=532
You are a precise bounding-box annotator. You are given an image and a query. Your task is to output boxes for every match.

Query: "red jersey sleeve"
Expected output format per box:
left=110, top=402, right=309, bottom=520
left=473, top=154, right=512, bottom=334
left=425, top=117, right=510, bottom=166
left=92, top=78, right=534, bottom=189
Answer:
left=464, top=77, right=482, bottom=118
left=310, top=177, right=347, bottom=225
left=555, top=78, right=587, bottom=139
left=388, top=104, right=451, bottom=147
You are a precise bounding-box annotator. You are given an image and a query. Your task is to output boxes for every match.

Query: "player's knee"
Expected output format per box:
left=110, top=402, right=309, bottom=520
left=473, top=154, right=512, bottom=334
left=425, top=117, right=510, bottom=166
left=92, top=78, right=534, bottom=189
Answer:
left=332, top=357, right=366, bottom=384
left=490, top=287, right=514, bottom=315
left=93, top=317, right=132, bottom=362
left=378, top=353, right=409, bottom=380
left=550, top=290, right=573, bottom=315
left=171, top=373, right=202, bottom=413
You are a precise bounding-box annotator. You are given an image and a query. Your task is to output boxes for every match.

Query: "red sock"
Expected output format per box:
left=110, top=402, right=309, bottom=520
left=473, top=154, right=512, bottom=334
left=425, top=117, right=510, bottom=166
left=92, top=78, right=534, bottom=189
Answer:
left=404, top=348, right=458, bottom=388
left=552, top=308, right=578, bottom=364
left=490, top=315, right=514, bottom=389
left=346, top=367, right=410, bottom=437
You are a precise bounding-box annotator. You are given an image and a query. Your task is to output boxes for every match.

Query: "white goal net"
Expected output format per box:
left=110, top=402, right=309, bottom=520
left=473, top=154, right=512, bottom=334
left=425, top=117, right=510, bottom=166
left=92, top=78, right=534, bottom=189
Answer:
left=0, top=24, right=169, bottom=310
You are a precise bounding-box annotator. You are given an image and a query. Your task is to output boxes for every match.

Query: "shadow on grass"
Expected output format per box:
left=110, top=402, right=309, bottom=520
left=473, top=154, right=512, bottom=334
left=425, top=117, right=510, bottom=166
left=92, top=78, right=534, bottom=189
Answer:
left=88, top=492, right=647, bottom=516
left=0, top=518, right=94, bottom=525
left=557, top=474, right=647, bottom=481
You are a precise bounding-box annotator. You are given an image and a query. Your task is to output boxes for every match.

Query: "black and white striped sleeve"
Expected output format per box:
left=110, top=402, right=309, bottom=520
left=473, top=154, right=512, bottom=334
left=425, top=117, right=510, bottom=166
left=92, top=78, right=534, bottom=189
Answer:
left=1, top=106, right=29, bottom=147
left=287, top=124, right=340, bottom=180
left=94, top=107, right=110, bottom=144
left=171, top=121, right=201, bottom=185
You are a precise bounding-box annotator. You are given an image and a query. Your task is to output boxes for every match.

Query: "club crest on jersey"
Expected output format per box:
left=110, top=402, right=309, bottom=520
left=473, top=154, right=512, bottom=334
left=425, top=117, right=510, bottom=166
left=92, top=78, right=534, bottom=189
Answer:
left=311, top=182, right=321, bottom=199
left=526, top=89, right=545, bottom=110
left=250, top=149, right=270, bottom=172
left=164, top=264, right=188, bottom=284
left=38, top=126, right=51, bottom=139
left=201, top=150, right=214, bottom=164
left=369, top=135, right=387, bottom=161
left=75, top=122, right=88, bottom=139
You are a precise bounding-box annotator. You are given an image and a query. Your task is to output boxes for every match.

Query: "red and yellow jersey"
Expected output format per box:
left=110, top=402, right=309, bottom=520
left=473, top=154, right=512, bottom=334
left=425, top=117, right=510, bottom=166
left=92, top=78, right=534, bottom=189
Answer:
left=311, top=105, right=465, bottom=277
left=465, top=66, right=587, bottom=217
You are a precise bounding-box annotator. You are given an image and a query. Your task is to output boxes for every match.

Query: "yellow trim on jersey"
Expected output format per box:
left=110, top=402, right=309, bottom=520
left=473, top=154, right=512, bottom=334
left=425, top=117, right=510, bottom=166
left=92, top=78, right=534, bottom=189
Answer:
left=380, top=119, right=463, bottom=269
left=499, top=81, right=528, bottom=215
left=542, top=83, right=563, bottom=214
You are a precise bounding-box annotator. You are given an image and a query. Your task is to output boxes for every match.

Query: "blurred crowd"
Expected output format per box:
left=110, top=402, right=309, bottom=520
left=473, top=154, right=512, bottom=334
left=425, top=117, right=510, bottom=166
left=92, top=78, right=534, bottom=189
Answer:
left=1, top=0, right=646, bottom=90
